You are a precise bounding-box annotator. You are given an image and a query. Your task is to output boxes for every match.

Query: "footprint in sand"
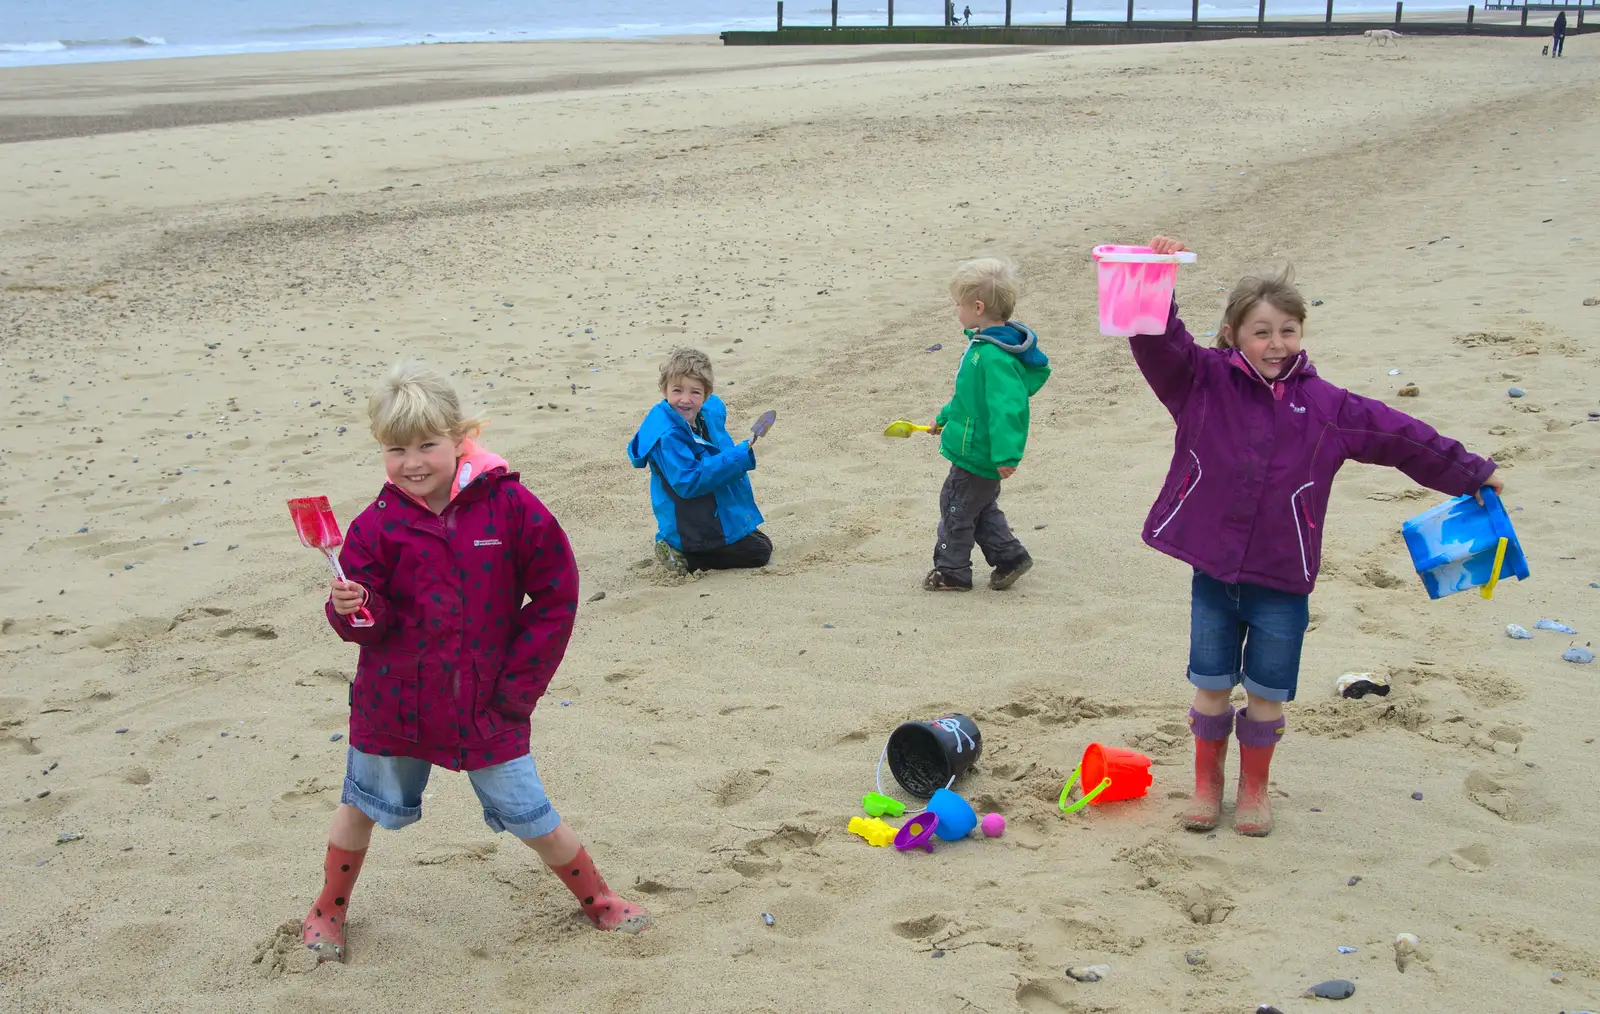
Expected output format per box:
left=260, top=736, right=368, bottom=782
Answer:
left=708, top=768, right=771, bottom=808
left=84, top=615, right=180, bottom=650
left=1177, top=884, right=1236, bottom=925
left=416, top=841, right=498, bottom=865
left=173, top=606, right=232, bottom=626
left=1015, top=979, right=1074, bottom=1012
left=1463, top=766, right=1558, bottom=824
left=0, top=728, right=41, bottom=755
left=277, top=777, right=336, bottom=810
left=1443, top=843, right=1492, bottom=873
left=218, top=625, right=278, bottom=641
left=727, top=824, right=823, bottom=879
left=891, top=913, right=951, bottom=940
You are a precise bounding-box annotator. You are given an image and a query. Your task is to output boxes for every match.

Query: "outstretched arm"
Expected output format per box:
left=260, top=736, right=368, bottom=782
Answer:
left=1335, top=391, right=1500, bottom=497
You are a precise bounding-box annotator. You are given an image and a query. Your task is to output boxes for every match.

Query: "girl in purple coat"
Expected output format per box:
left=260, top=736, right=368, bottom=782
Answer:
left=302, top=362, right=647, bottom=963
left=1133, top=236, right=1504, bottom=837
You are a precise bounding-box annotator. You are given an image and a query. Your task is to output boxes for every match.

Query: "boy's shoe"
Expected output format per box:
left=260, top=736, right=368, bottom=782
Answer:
left=922, top=569, right=972, bottom=592
left=654, top=539, right=688, bottom=575
left=989, top=555, right=1033, bottom=590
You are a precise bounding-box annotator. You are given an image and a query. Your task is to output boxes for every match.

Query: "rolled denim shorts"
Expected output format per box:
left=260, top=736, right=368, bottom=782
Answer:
left=340, top=747, right=562, bottom=839
left=1187, top=569, right=1310, bottom=703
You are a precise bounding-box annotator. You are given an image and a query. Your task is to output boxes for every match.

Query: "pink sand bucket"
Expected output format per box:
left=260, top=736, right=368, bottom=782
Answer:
left=1092, top=245, right=1198, bottom=337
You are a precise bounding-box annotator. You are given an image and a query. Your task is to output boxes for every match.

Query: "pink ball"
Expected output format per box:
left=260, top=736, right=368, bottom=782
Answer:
left=980, top=813, right=1005, bottom=838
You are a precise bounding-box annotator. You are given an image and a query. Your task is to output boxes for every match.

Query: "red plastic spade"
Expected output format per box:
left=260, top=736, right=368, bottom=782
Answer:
left=288, top=496, right=374, bottom=627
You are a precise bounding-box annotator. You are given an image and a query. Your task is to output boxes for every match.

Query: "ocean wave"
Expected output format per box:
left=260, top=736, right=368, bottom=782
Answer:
left=0, top=35, right=168, bottom=53
left=244, top=21, right=404, bottom=37
left=0, top=40, right=68, bottom=53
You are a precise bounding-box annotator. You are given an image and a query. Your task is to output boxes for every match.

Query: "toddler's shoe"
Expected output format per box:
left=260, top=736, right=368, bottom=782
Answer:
left=989, top=555, right=1033, bottom=590
left=922, top=569, right=972, bottom=592
left=654, top=539, right=688, bottom=575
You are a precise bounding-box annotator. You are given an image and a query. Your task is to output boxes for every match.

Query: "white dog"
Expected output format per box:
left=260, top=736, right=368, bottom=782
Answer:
left=1364, top=28, right=1403, bottom=45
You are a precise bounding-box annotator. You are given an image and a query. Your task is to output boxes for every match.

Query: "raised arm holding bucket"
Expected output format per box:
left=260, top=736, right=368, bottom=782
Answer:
left=1121, top=235, right=1505, bottom=838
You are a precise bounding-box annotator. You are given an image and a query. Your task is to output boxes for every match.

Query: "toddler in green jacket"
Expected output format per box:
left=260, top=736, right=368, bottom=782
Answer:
left=925, top=258, right=1052, bottom=591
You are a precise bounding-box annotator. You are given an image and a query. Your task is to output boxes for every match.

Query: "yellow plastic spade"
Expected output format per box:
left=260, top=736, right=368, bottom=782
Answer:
left=1480, top=537, right=1509, bottom=600
left=884, top=419, right=932, bottom=438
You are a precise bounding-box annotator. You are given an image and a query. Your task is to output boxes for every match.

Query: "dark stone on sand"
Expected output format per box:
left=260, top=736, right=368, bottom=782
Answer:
left=1308, top=979, right=1356, bottom=999
left=1412, top=791, right=1424, bottom=800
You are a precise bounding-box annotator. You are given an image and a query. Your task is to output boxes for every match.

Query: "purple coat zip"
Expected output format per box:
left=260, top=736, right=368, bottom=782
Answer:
left=323, top=468, right=579, bottom=770
left=1131, top=304, right=1496, bottom=595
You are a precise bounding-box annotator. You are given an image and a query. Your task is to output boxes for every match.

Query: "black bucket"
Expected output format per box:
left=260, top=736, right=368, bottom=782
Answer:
left=886, top=714, right=983, bottom=798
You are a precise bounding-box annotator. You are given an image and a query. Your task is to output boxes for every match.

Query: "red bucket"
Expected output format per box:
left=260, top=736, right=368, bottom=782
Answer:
left=1058, top=743, right=1153, bottom=813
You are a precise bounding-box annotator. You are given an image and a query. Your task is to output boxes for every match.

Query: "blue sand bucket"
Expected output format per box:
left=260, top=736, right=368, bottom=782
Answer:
left=926, top=788, right=977, bottom=841
left=1401, top=488, right=1528, bottom=600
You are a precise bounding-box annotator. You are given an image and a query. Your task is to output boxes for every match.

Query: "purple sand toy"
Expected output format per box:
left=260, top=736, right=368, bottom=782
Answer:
left=751, top=410, right=777, bottom=440
left=894, top=812, right=939, bottom=853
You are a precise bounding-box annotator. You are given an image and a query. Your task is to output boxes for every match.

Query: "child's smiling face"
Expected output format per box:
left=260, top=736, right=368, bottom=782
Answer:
left=665, top=375, right=708, bottom=425
left=384, top=432, right=464, bottom=511
left=1225, top=300, right=1303, bottom=380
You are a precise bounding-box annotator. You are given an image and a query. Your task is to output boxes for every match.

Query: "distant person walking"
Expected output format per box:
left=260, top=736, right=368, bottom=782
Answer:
left=1552, top=11, right=1566, bottom=57
left=964, top=5, right=972, bottom=23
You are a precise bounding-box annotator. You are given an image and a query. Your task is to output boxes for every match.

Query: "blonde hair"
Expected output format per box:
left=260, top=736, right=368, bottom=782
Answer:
left=1217, top=265, right=1306, bottom=349
left=368, top=361, right=484, bottom=446
left=949, top=257, right=1020, bottom=321
left=658, top=347, right=715, bottom=395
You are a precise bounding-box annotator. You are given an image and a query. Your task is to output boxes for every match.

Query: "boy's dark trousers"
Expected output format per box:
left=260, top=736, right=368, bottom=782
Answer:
left=684, top=530, right=772, bottom=572
left=933, top=464, right=1027, bottom=585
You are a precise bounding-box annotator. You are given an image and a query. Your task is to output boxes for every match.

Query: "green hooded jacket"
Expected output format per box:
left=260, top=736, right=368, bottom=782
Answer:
left=934, top=322, right=1052, bottom=480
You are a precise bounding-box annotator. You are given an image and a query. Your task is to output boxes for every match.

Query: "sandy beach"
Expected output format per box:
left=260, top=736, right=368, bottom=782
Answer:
left=2, top=32, right=1598, bottom=1014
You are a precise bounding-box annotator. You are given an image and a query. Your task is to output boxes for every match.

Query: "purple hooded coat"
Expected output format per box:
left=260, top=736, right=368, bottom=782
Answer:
left=1131, top=303, right=1496, bottom=596
left=324, top=467, right=579, bottom=770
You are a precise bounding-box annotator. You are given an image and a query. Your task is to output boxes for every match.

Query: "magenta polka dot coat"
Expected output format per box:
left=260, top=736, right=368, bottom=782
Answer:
left=322, top=468, right=579, bottom=770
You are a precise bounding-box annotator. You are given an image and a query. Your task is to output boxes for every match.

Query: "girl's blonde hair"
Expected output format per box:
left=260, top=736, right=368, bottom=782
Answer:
left=1217, top=265, right=1306, bottom=349
left=368, top=361, right=484, bottom=446
left=950, top=257, right=1020, bottom=320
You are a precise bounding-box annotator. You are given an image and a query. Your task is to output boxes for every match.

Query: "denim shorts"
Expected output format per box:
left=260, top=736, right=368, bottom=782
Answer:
left=340, top=747, right=562, bottom=839
left=1188, top=569, right=1310, bottom=703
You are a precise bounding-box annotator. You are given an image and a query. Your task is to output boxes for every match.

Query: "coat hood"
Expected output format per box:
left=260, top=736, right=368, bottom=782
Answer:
left=628, top=395, right=729, bottom=468
left=969, top=321, right=1050, bottom=370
